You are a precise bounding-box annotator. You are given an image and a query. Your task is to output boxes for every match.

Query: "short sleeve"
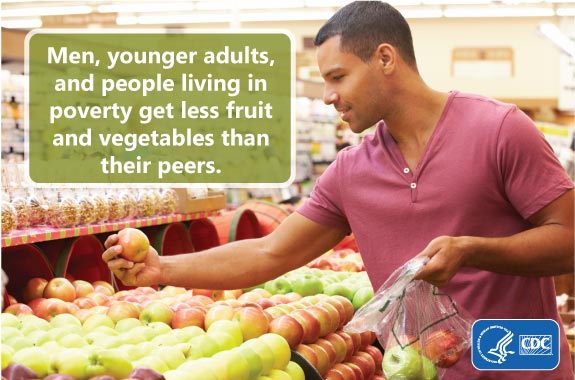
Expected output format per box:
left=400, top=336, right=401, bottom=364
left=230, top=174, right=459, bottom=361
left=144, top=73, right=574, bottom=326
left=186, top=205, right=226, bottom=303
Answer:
left=497, top=107, right=574, bottom=219
left=296, top=157, right=351, bottom=233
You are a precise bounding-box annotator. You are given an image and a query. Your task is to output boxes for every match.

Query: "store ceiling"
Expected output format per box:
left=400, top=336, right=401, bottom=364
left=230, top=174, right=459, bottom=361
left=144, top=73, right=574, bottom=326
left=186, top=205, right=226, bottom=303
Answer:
left=2, top=0, right=575, bottom=30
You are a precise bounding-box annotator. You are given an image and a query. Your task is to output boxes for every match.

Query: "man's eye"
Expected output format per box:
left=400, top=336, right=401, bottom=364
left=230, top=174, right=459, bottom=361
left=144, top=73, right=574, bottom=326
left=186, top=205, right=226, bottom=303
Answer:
left=333, top=75, right=343, bottom=81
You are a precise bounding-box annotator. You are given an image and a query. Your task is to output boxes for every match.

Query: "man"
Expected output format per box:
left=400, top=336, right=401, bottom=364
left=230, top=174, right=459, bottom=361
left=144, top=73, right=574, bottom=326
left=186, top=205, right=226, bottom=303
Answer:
left=103, top=2, right=574, bottom=378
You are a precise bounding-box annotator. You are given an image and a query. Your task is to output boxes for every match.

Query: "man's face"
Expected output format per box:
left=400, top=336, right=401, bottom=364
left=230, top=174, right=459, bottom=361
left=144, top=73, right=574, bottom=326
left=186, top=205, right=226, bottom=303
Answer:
left=316, top=36, right=385, bottom=133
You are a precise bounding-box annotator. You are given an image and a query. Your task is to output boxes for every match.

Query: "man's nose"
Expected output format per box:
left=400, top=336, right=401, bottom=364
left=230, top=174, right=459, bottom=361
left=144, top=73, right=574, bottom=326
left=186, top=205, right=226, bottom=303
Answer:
left=323, top=88, right=338, bottom=105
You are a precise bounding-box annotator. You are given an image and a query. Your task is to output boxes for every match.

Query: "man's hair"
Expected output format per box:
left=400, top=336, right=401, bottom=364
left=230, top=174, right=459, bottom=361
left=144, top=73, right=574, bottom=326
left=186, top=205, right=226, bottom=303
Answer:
left=314, top=1, right=417, bottom=68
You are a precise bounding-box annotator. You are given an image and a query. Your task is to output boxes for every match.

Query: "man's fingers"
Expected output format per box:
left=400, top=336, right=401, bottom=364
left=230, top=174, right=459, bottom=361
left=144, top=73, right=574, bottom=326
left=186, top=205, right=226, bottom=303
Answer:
left=107, top=257, right=134, bottom=271
left=104, top=234, right=119, bottom=249
left=102, top=245, right=123, bottom=262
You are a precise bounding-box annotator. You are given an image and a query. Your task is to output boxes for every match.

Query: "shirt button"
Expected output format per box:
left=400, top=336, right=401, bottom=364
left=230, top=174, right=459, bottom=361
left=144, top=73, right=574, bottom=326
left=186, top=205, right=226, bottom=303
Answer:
left=410, top=182, right=417, bottom=189
left=403, top=168, right=410, bottom=174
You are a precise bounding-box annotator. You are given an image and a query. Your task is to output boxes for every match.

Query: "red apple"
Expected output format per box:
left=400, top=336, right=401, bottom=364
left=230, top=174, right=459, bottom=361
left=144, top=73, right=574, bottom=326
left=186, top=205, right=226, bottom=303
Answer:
left=290, top=309, right=321, bottom=344
left=359, top=331, right=376, bottom=350
left=320, top=298, right=347, bottom=329
left=306, top=305, right=338, bottom=338
left=106, top=301, right=140, bottom=323
left=325, top=332, right=349, bottom=364
left=324, top=368, right=346, bottom=380
left=315, top=338, right=338, bottom=367
left=330, top=295, right=355, bottom=326
left=348, top=332, right=362, bottom=355
left=330, top=363, right=357, bottom=380
left=349, top=351, right=376, bottom=380
left=43, top=278, right=76, bottom=302
left=317, top=302, right=342, bottom=335
left=295, top=344, right=318, bottom=368
left=191, top=295, right=214, bottom=306
left=364, top=345, right=384, bottom=371
left=309, top=343, right=331, bottom=376
left=117, top=227, right=150, bottom=263
left=85, top=292, right=111, bottom=306
left=22, top=277, right=49, bottom=303
left=204, top=303, right=235, bottom=329
left=171, top=306, right=206, bottom=329
left=423, top=328, right=464, bottom=368
left=92, top=281, right=115, bottom=296
left=72, top=280, right=95, bottom=298
left=335, top=332, right=356, bottom=362
left=3, top=303, right=33, bottom=316
left=233, top=306, right=269, bottom=341
left=34, top=298, right=71, bottom=321
left=255, top=298, right=278, bottom=309
left=268, top=314, right=304, bottom=348
left=343, top=362, right=365, bottom=380
left=73, top=297, right=98, bottom=309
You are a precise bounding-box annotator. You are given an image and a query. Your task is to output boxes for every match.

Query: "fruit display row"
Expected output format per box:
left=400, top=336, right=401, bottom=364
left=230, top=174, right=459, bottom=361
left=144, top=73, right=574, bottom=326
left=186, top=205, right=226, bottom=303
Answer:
left=306, top=249, right=365, bottom=273
left=257, top=267, right=374, bottom=311
left=1, top=273, right=386, bottom=380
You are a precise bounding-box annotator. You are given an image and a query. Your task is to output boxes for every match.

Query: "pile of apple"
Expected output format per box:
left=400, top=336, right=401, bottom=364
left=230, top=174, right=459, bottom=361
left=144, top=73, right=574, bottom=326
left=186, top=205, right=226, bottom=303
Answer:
left=306, top=249, right=365, bottom=272
left=259, top=267, right=374, bottom=311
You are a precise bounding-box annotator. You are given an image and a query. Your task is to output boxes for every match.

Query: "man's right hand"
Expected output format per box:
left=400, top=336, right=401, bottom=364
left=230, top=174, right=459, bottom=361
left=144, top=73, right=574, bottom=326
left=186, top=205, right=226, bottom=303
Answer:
left=102, top=233, right=162, bottom=287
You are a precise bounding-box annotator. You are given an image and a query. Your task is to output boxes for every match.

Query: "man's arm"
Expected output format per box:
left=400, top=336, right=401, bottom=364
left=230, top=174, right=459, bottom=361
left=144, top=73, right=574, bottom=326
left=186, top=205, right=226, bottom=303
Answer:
left=103, top=212, right=348, bottom=289
left=415, top=189, right=574, bottom=287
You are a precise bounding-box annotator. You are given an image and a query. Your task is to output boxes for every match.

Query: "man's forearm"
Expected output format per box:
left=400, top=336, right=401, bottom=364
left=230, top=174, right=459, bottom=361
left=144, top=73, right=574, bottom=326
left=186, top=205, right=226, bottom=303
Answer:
left=464, top=224, right=574, bottom=276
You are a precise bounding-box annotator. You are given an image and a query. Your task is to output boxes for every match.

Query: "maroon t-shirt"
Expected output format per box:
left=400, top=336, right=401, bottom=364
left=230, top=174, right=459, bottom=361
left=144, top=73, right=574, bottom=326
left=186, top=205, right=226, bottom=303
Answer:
left=298, top=91, right=574, bottom=379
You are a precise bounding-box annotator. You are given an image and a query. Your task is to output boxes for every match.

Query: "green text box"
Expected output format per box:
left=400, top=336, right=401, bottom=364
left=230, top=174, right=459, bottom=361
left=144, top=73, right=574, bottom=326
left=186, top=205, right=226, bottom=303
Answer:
left=27, top=31, right=293, bottom=185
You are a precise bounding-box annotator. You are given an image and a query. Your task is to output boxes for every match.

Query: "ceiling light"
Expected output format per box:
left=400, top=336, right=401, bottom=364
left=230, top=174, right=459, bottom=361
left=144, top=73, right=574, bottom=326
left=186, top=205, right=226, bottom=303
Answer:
left=444, top=6, right=554, bottom=17
left=2, top=5, right=92, bottom=17
left=1, top=18, right=42, bottom=28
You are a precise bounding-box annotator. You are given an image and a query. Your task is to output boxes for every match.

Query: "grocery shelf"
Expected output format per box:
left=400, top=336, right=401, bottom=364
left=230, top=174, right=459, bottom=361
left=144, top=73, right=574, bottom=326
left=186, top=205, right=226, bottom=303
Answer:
left=1, top=211, right=219, bottom=248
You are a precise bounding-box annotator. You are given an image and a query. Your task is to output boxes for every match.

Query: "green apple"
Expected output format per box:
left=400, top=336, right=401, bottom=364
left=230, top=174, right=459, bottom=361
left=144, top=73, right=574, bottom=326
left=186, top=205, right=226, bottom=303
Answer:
left=133, top=355, right=170, bottom=373
left=82, top=313, right=115, bottom=332
left=382, top=345, right=424, bottom=380
left=57, top=332, right=88, bottom=348
left=12, top=347, right=50, bottom=378
left=237, top=345, right=263, bottom=380
left=177, top=325, right=205, bottom=342
left=152, top=345, right=186, bottom=370
left=284, top=361, right=305, bottom=380
left=208, top=331, right=240, bottom=352
left=422, top=355, right=439, bottom=380
left=17, top=314, right=50, bottom=335
left=264, top=278, right=292, bottom=295
left=268, top=369, right=293, bottom=380
left=4, top=336, right=34, bottom=351
left=175, top=358, right=221, bottom=380
left=114, top=317, right=143, bottom=333
left=242, top=338, right=275, bottom=376
left=91, top=325, right=120, bottom=336
left=151, top=332, right=181, bottom=347
left=1, top=313, right=19, bottom=327
left=291, top=275, right=324, bottom=297
left=139, top=301, right=174, bottom=325
left=352, top=286, right=374, bottom=310
left=50, top=313, right=82, bottom=329
left=212, top=349, right=251, bottom=380
left=1, top=326, right=23, bottom=340
left=323, top=283, right=356, bottom=301
left=145, top=321, right=173, bottom=338
left=85, top=348, right=133, bottom=379
left=1, top=344, right=14, bottom=369
left=186, top=334, right=221, bottom=359
left=207, top=319, right=243, bottom=346
left=50, top=347, right=90, bottom=378
left=258, top=333, right=292, bottom=371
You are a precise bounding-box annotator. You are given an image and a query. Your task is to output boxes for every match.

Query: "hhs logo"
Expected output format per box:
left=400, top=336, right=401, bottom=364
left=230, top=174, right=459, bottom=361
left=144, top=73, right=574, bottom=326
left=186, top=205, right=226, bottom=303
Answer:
left=519, top=335, right=552, bottom=355
left=472, top=319, right=559, bottom=370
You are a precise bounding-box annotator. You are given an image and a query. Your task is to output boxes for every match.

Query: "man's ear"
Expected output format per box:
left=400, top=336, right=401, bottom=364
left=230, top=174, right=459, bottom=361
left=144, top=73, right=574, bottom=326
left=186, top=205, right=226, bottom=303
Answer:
left=376, top=43, right=395, bottom=74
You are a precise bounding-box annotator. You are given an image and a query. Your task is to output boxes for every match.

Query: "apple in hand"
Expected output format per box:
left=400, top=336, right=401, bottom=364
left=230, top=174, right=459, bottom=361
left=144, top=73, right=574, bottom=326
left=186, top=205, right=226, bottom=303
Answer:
left=423, top=328, right=464, bottom=368
left=117, top=227, right=150, bottom=263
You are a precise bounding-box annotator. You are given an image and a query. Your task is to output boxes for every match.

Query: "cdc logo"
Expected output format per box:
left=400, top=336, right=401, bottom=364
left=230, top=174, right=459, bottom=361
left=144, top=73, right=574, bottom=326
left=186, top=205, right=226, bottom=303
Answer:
left=472, top=319, right=559, bottom=370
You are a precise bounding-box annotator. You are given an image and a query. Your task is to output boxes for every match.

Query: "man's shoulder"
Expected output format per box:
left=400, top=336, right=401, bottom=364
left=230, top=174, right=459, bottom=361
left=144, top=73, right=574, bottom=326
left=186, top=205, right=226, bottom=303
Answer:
left=450, top=91, right=517, bottom=112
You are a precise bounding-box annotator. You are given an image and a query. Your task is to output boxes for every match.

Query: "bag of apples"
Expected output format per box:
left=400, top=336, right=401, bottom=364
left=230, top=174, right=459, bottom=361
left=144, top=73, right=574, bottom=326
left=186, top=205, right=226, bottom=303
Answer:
left=344, top=257, right=474, bottom=380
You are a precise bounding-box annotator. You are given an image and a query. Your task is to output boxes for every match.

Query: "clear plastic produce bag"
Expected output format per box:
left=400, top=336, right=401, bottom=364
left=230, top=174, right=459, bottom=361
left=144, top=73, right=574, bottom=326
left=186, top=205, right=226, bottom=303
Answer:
left=344, top=257, right=474, bottom=380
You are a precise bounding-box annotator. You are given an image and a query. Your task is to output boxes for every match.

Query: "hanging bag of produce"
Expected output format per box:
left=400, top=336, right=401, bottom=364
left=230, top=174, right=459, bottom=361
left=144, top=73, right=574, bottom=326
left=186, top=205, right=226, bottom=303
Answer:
left=345, top=257, right=474, bottom=380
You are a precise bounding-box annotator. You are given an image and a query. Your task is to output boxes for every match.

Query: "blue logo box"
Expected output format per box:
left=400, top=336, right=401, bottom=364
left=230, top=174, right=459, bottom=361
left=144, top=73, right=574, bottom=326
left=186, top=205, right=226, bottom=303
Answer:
left=472, top=319, right=560, bottom=370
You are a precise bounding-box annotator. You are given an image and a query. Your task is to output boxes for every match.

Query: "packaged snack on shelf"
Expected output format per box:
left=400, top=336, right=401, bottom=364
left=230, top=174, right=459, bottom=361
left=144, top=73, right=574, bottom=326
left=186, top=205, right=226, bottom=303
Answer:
left=160, top=188, right=178, bottom=215
left=48, top=190, right=80, bottom=228
left=137, top=189, right=156, bottom=218
left=106, top=191, right=126, bottom=221
left=120, top=190, right=138, bottom=220
left=9, top=188, right=29, bottom=230
left=27, top=190, right=48, bottom=227
left=76, top=192, right=97, bottom=226
left=91, top=189, right=109, bottom=224
left=1, top=200, right=17, bottom=234
left=345, top=257, right=474, bottom=380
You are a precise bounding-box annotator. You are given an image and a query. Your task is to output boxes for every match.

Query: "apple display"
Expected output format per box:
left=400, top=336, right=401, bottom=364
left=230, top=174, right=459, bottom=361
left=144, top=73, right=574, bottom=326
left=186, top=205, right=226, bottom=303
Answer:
left=290, top=275, right=323, bottom=297
left=73, top=280, right=95, bottom=298
left=308, top=343, right=331, bottom=376
left=33, top=298, right=71, bottom=321
left=264, top=278, right=292, bottom=295
left=82, top=313, right=115, bottom=332
left=243, top=337, right=276, bottom=376
left=2, top=363, right=39, bottom=380
left=284, top=361, right=305, bottom=380
left=236, top=345, right=264, bottom=380
left=204, top=303, right=235, bottom=330
left=212, top=349, right=251, bottom=380
left=128, top=367, right=165, bottom=380
left=295, top=343, right=318, bottom=368
left=106, top=301, right=140, bottom=323
left=267, top=368, right=293, bottom=380
left=11, top=346, right=50, bottom=378
left=117, top=227, right=150, bottom=263
left=92, top=281, right=115, bottom=296
left=171, top=306, right=206, bottom=329
left=290, top=309, right=321, bottom=344
left=423, top=328, right=464, bottom=368
left=151, top=346, right=186, bottom=370
left=2, top=344, right=14, bottom=370
left=3, top=303, right=33, bottom=316
left=350, top=351, right=376, bottom=380
left=206, top=319, right=243, bottom=346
